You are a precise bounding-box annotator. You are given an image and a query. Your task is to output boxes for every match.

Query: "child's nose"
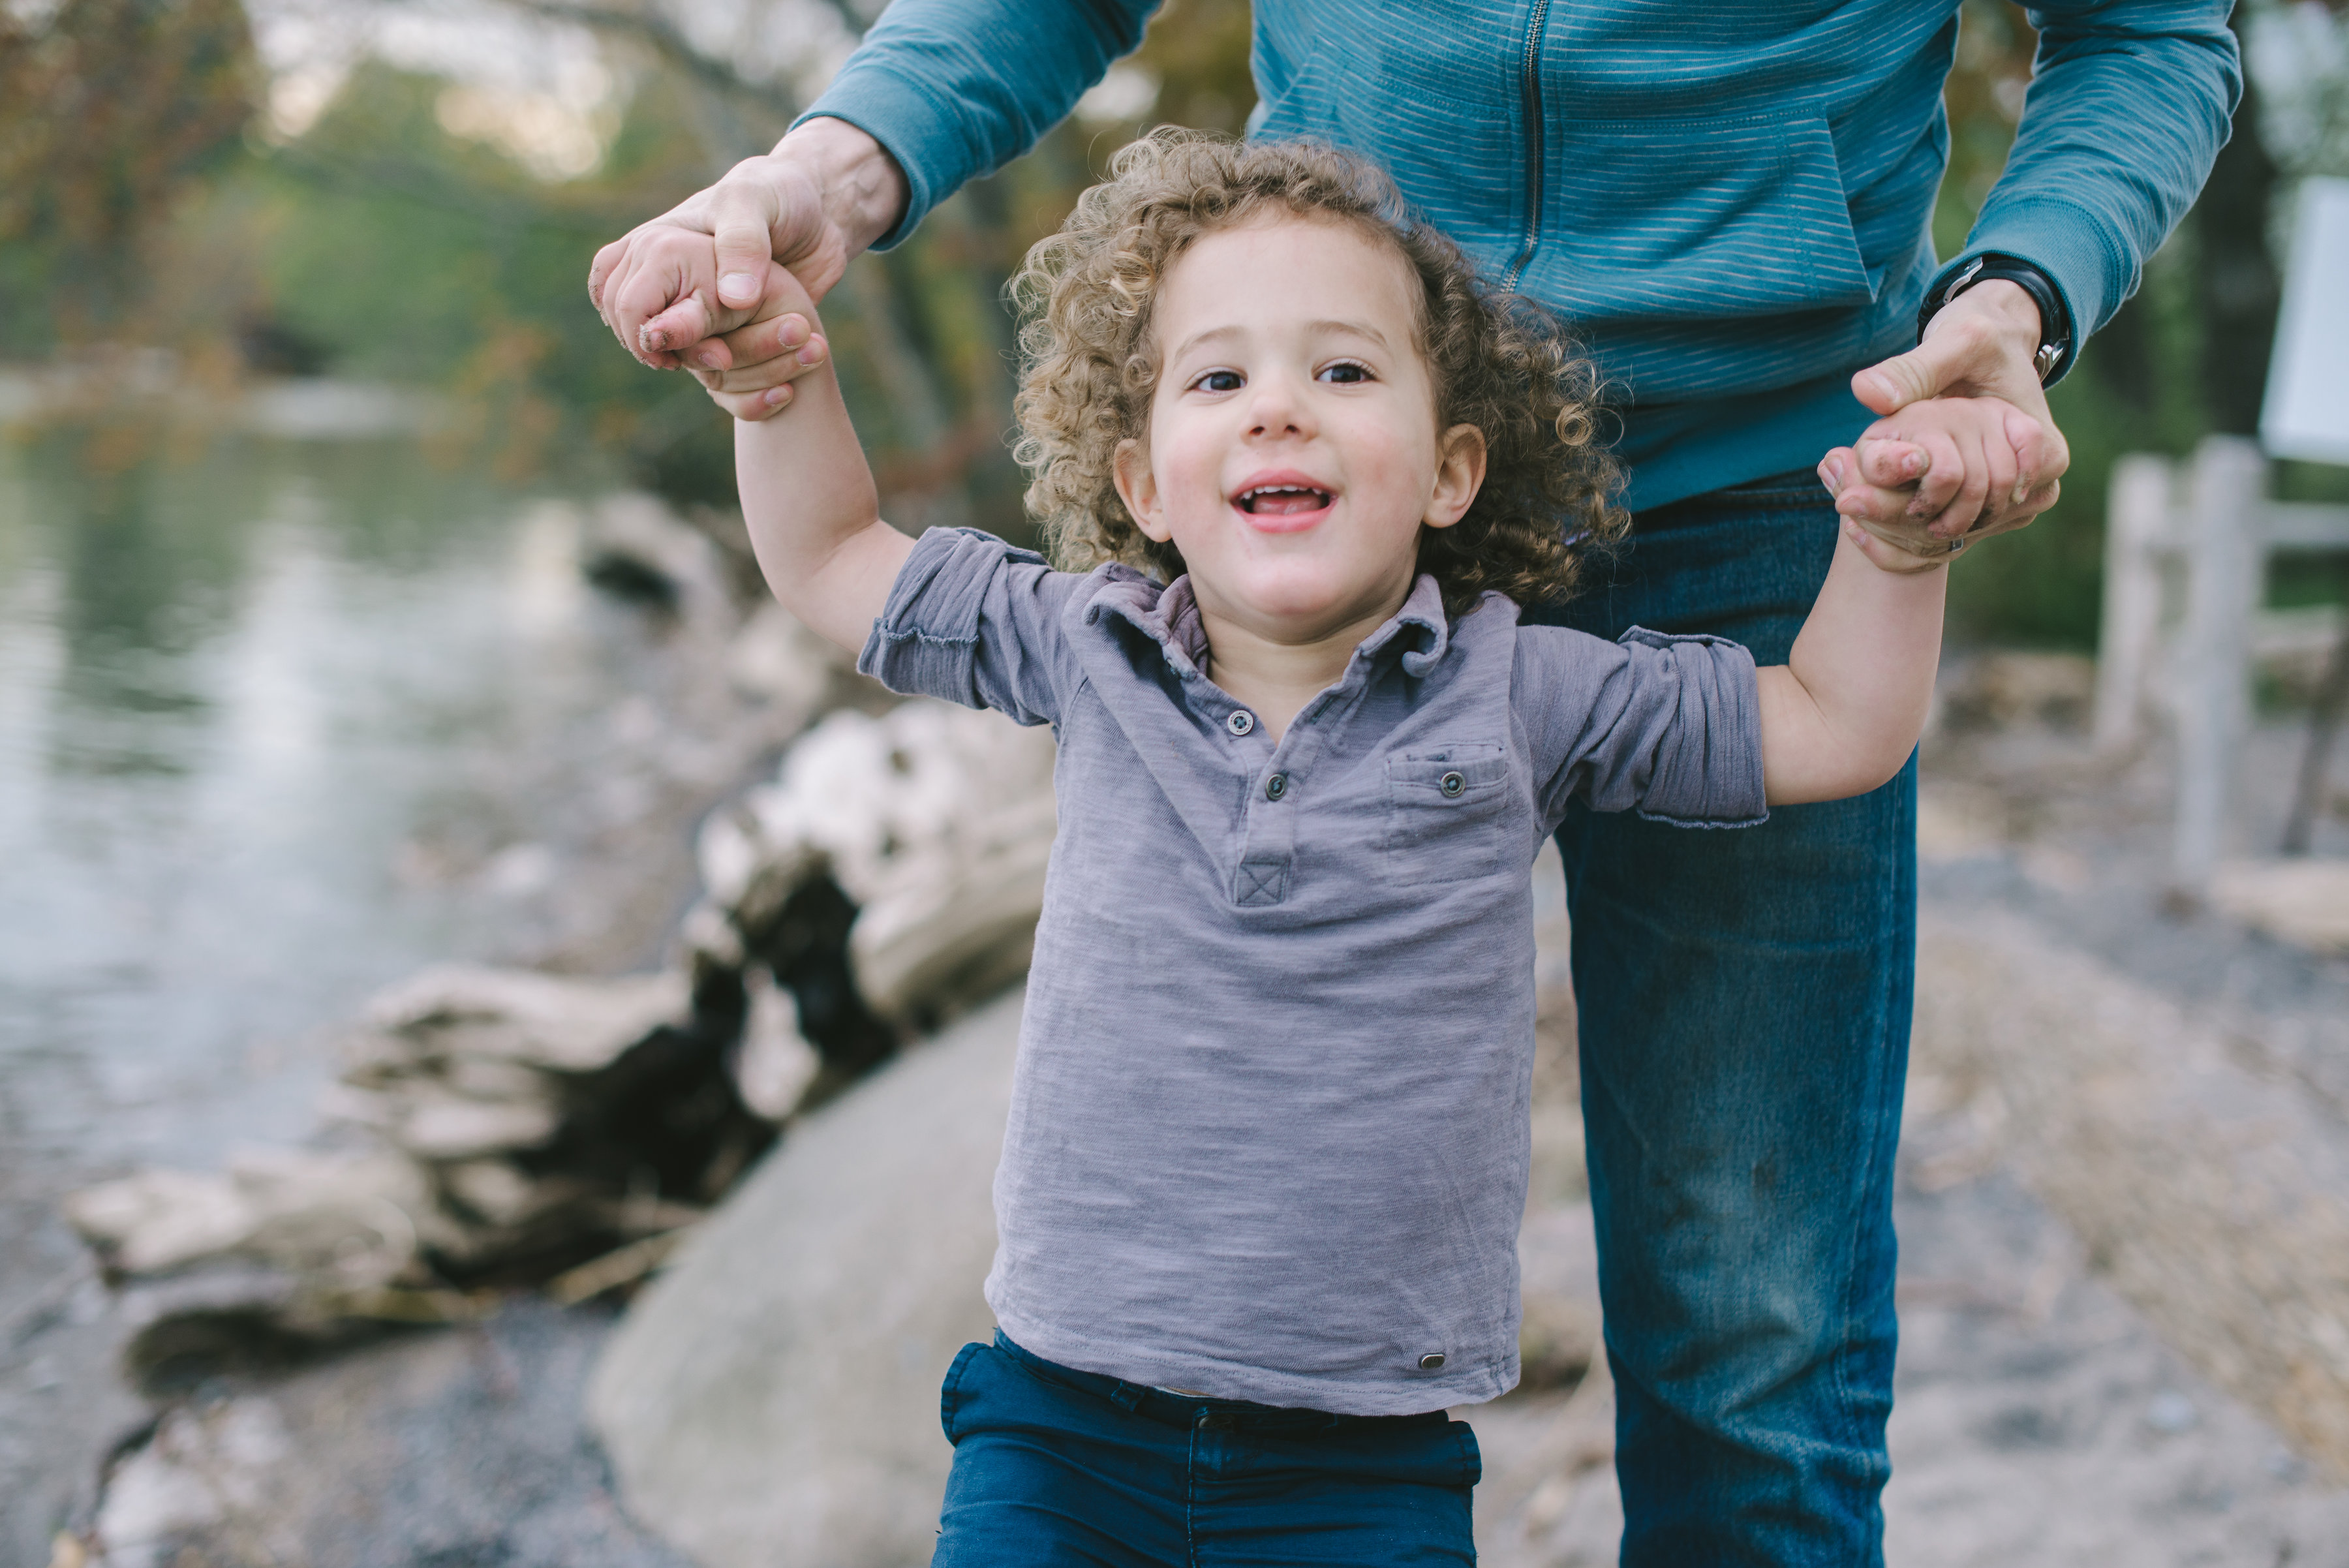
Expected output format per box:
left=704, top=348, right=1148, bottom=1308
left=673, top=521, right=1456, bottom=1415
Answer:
left=1244, top=373, right=1315, bottom=438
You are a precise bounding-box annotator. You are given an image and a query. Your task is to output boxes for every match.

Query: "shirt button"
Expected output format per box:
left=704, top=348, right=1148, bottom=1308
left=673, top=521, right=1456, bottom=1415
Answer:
left=1265, top=773, right=1289, bottom=801
left=1226, top=709, right=1255, bottom=737
left=1439, top=771, right=1467, bottom=799
left=1419, top=1353, right=1447, bottom=1370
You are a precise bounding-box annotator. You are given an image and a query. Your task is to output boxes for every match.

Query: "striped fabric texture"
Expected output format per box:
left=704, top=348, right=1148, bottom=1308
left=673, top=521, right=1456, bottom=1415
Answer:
left=801, top=0, right=2237, bottom=509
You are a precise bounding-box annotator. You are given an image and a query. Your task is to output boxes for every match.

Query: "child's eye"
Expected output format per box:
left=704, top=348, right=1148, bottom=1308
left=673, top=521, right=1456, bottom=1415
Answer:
left=1318, top=361, right=1373, bottom=384
left=1191, top=369, right=1243, bottom=393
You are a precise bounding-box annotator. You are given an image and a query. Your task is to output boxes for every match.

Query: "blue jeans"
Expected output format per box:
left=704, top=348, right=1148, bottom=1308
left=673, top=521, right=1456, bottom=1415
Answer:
left=1529, top=474, right=1912, bottom=1565
left=933, top=1331, right=1481, bottom=1565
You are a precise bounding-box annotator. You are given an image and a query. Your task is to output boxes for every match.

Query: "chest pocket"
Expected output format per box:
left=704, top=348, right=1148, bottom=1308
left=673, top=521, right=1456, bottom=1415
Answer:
left=1381, top=743, right=1510, bottom=885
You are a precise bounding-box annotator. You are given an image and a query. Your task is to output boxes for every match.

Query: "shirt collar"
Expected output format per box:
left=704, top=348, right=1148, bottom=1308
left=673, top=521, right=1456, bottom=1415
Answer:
left=1082, top=568, right=1453, bottom=680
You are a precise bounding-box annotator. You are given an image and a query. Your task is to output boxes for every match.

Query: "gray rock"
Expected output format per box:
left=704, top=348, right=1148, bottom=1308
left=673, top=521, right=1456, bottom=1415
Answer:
left=588, top=987, right=1023, bottom=1568
left=2208, top=857, right=2349, bottom=953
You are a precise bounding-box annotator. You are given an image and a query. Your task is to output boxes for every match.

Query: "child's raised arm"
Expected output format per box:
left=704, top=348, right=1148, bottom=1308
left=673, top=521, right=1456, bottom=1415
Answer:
left=1755, top=517, right=1947, bottom=805
left=1758, top=393, right=2045, bottom=803
left=719, top=260, right=912, bottom=654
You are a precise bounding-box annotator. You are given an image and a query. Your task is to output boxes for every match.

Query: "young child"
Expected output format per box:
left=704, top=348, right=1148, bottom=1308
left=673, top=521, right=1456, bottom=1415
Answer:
left=682, top=132, right=1987, bottom=1561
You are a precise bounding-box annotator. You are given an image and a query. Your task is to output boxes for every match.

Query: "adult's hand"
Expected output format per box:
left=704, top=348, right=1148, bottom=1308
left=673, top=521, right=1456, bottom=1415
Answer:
left=1817, top=279, right=2070, bottom=561
left=587, top=117, right=908, bottom=417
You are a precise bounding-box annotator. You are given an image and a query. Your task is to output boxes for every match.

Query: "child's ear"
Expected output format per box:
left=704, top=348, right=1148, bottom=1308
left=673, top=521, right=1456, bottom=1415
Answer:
left=1113, top=437, right=1173, bottom=543
left=1423, top=423, right=1488, bottom=530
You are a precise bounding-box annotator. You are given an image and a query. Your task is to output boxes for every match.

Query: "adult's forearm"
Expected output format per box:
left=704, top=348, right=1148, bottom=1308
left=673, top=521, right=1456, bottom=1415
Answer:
left=796, top=0, right=1162, bottom=249
left=1957, top=0, right=2237, bottom=349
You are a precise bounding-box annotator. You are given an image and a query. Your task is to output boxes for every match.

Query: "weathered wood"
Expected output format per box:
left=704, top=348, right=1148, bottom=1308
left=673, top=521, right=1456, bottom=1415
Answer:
left=2093, top=454, right=2178, bottom=753
left=2172, top=437, right=2267, bottom=895
left=2092, top=444, right=2349, bottom=877
left=2265, top=502, right=2349, bottom=551
left=2282, top=628, right=2349, bottom=856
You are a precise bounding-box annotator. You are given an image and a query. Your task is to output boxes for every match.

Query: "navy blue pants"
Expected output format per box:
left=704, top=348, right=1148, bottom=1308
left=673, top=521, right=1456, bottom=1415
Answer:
left=932, top=1332, right=1480, bottom=1566
left=1529, top=474, right=1912, bottom=1565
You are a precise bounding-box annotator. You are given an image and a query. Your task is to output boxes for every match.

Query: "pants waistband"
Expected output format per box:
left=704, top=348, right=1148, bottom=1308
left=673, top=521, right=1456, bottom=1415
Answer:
left=1633, top=468, right=1832, bottom=530
left=990, top=1330, right=1448, bottom=1435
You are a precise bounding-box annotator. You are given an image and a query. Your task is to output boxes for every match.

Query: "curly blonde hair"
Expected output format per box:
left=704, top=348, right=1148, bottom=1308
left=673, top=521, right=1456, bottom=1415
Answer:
left=1009, top=129, right=1626, bottom=617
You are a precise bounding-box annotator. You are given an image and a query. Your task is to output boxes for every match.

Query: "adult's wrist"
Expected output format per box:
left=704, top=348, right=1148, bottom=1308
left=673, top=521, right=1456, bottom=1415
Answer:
left=1934, top=277, right=2038, bottom=338
left=775, top=116, right=910, bottom=260
left=1919, top=256, right=2072, bottom=384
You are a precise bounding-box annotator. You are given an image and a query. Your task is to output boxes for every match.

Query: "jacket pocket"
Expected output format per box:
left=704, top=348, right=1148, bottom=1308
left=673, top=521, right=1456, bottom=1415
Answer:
left=1382, top=744, right=1510, bottom=885
left=1523, top=114, right=1873, bottom=323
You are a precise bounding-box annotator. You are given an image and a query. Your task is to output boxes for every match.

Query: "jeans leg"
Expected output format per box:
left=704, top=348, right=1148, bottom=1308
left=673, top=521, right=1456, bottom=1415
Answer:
left=1535, top=484, right=1911, bottom=1565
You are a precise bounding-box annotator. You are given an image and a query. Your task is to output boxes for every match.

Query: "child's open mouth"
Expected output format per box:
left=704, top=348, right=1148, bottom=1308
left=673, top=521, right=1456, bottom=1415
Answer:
left=1231, top=478, right=1335, bottom=532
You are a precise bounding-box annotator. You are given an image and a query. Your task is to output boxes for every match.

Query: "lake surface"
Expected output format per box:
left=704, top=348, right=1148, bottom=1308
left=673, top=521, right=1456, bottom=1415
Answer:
left=0, top=434, right=658, bottom=1181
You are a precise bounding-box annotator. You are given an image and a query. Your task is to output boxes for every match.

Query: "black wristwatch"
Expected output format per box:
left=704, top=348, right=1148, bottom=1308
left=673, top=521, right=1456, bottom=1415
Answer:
left=1917, top=254, right=2074, bottom=384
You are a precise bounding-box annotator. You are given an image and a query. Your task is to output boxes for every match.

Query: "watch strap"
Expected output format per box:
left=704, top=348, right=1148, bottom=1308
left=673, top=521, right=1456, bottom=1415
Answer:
left=1918, top=254, right=2074, bottom=384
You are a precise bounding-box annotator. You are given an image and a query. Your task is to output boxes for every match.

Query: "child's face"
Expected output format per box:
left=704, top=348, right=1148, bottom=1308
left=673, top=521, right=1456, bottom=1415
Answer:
left=1112, top=215, right=1485, bottom=645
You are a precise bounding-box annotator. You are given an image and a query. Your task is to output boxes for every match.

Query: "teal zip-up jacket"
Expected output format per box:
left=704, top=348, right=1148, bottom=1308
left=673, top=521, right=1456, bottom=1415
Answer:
left=799, top=0, right=2238, bottom=510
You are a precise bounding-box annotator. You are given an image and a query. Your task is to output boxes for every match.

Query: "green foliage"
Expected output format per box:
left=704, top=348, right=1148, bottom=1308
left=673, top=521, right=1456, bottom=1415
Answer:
left=0, top=0, right=262, bottom=349
left=0, top=0, right=1258, bottom=515
left=125, top=59, right=741, bottom=488
left=1933, top=0, right=2036, bottom=263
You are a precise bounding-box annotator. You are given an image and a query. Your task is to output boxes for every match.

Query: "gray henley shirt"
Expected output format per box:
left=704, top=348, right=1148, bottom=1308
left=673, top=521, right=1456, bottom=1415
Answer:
left=859, top=527, right=1767, bottom=1414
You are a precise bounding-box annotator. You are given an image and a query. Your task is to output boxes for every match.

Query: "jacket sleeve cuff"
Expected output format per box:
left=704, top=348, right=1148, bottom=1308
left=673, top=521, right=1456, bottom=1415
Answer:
left=793, top=82, right=950, bottom=253
left=1946, top=200, right=2129, bottom=385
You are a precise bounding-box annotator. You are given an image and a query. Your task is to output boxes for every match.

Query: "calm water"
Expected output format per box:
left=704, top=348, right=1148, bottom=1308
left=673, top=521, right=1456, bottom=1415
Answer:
left=0, top=433, right=647, bottom=1182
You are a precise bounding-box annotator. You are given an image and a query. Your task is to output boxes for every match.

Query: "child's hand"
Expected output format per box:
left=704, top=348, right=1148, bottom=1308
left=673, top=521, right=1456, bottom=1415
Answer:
left=686, top=260, right=829, bottom=421
left=1832, top=395, right=2040, bottom=573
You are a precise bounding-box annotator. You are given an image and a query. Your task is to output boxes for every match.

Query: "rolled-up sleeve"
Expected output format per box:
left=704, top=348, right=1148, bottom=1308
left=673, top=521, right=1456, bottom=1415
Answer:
left=1520, top=624, right=1768, bottom=830
left=857, top=527, right=1084, bottom=726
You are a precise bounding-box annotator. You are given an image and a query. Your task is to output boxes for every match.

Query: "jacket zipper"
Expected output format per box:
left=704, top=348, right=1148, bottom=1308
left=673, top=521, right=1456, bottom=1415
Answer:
left=1501, top=0, right=1552, bottom=292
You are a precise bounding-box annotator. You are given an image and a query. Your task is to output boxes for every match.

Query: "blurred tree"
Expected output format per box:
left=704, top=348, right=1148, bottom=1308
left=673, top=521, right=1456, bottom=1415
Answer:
left=0, top=0, right=261, bottom=351
left=236, top=61, right=697, bottom=480
left=1135, top=0, right=1257, bottom=135
left=1933, top=0, right=2036, bottom=265
left=2197, top=12, right=2284, bottom=438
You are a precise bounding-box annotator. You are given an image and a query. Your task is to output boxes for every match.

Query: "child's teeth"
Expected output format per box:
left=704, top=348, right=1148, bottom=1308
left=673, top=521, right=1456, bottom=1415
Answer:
left=1242, top=487, right=1326, bottom=515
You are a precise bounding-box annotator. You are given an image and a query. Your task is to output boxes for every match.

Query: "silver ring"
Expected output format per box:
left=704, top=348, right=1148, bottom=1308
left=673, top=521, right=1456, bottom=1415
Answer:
left=1942, top=534, right=1968, bottom=557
